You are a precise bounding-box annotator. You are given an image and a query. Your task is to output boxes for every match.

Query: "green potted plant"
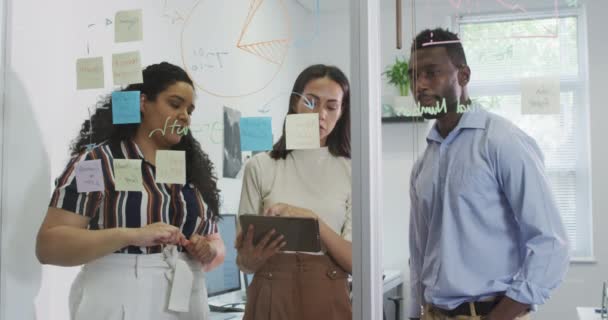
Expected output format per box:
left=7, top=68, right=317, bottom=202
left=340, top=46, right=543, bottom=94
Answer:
left=382, top=57, right=418, bottom=119
left=383, top=57, right=410, bottom=97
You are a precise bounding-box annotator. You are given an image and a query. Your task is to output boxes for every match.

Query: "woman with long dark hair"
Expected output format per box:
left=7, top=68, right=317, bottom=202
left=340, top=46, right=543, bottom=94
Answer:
left=236, top=64, right=352, bottom=320
left=36, top=62, right=223, bottom=319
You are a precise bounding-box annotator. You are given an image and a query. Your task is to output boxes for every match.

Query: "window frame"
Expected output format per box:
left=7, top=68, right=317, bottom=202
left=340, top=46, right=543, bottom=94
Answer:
left=452, top=7, right=594, bottom=262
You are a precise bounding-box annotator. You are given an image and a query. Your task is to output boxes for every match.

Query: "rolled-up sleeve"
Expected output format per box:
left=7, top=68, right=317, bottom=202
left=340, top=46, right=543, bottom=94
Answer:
left=495, top=130, right=570, bottom=306
left=49, top=152, right=103, bottom=218
left=238, top=156, right=264, bottom=219
left=408, top=163, right=424, bottom=318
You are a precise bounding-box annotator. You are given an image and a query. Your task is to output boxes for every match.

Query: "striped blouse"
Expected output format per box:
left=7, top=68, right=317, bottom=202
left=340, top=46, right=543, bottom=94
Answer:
left=49, top=139, right=218, bottom=254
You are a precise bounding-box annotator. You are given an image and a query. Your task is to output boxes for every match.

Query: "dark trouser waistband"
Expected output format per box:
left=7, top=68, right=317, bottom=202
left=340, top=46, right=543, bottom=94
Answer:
left=429, top=295, right=503, bottom=317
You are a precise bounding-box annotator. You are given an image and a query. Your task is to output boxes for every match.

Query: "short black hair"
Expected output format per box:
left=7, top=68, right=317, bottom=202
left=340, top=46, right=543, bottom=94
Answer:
left=411, top=28, right=468, bottom=67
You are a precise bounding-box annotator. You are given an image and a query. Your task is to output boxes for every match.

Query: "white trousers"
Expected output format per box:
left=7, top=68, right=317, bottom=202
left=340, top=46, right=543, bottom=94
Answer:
left=69, top=252, right=209, bottom=320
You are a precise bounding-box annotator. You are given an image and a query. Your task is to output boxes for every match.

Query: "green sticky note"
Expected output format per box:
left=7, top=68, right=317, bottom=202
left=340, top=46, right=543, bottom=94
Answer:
left=113, top=159, right=143, bottom=191
left=112, top=51, right=143, bottom=85
left=155, top=150, right=186, bottom=185
left=76, top=57, right=104, bottom=90
left=285, top=113, right=320, bottom=150
left=115, top=9, right=143, bottom=43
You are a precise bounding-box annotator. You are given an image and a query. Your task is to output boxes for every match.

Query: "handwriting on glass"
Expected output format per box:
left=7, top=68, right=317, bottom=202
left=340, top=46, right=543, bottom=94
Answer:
left=190, top=49, right=229, bottom=71
left=149, top=117, right=189, bottom=138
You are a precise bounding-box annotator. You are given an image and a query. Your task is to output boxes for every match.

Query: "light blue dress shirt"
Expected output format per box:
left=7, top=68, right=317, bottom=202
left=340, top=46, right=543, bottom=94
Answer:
left=408, top=107, right=570, bottom=318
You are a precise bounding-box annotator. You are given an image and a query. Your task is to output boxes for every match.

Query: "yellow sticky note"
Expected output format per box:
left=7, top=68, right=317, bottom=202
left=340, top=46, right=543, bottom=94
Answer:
left=113, top=159, right=143, bottom=191
left=115, top=9, right=143, bottom=43
left=521, top=76, right=561, bottom=115
left=76, top=57, right=104, bottom=90
left=156, top=150, right=186, bottom=185
left=112, top=51, right=143, bottom=86
left=286, top=113, right=320, bottom=150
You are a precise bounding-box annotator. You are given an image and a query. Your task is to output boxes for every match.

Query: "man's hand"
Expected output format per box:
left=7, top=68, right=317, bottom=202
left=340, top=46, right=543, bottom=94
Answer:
left=483, top=297, right=530, bottom=320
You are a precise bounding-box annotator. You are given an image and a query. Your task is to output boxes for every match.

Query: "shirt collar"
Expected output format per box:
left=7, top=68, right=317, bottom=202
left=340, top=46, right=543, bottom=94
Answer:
left=426, top=103, right=488, bottom=144
left=122, top=139, right=145, bottom=160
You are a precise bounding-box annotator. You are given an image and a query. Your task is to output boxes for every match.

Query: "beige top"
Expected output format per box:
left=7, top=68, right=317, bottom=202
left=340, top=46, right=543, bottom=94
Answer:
left=238, top=147, right=352, bottom=242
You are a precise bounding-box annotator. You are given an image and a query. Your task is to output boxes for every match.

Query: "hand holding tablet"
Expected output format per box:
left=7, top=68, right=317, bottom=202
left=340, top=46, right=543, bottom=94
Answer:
left=239, top=215, right=321, bottom=253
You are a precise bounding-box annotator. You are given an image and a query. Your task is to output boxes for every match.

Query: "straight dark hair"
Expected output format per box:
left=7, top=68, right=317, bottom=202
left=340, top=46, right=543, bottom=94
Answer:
left=270, top=64, right=351, bottom=159
left=70, top=62, right=220, bottom=218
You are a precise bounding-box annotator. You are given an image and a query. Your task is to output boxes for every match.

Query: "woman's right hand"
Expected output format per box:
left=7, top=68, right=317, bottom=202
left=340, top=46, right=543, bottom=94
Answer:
left=235, top=224, right=286, bottom=273
left=128, top=222, right=186, bottom=247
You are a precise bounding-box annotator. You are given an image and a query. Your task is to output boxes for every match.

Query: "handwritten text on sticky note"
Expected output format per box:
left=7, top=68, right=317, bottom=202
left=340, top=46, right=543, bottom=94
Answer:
left=521, top=76, right=560, bottom=115
left=112, top=91, right=141, bottom=124
left=240, top=117, right=273, bottom=151
left=76, top=57, right=104, bottom=90
left=115, top=9, right=143, bottom=43
left=156, top=150, right=186, bottom=185
left=75, top=159, right=105, bottom=193
left=286, top=113, right=320, bottom=150
left=112, top=51, right=143, bottom=85
left=113, top=159, right=143, bottom=191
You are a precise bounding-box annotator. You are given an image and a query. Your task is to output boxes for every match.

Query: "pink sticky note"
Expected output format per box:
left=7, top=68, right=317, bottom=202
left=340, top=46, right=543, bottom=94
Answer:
left=75, top=159, right=105, bottom=193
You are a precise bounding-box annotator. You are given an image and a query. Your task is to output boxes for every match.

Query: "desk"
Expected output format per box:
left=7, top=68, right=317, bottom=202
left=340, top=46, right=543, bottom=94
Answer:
left=209, top=311, right=244, bottom=320
left=577, top=307, right=606, bottom=320
left=384, top=269, right=404, bottom=293
left=383, top=269, right=405, bottom=320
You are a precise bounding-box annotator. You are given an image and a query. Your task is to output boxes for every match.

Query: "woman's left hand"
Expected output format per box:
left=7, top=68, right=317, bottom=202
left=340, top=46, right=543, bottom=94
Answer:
left=182, top=234, right=217, bottom=265
left=264, top=203, right=318, bottom=220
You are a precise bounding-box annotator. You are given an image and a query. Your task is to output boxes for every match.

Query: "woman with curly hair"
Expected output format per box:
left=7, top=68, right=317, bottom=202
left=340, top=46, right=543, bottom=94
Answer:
left=35, top=62, right=223, bottom=320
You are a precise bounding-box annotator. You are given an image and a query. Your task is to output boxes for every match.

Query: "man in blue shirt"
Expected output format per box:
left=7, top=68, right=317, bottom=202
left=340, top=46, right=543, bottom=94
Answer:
left=407, top=28, right=569, bottom=320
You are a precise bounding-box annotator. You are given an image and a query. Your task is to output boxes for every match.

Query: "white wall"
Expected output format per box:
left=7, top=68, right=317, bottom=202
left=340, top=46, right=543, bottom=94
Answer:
left=379, top=1, right=608, bottom=319
left=543, top=1, right=608, bottom=319
left=0, top=0, right=331, bottom=319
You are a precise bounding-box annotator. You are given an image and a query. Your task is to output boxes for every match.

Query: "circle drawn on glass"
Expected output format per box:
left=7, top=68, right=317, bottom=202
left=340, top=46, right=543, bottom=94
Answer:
left=181, top=0, right=291, bottom=98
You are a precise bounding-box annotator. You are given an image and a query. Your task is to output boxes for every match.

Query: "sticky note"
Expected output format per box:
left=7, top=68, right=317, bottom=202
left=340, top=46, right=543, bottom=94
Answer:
left=240, top=117, right=273, bottom=151
left=112, top=91, right=141, bottom=124
left=115, top=9, right=143, bottom=43
left=521, top=76, right=560, bottom=115
left=75, top=159, right=105, bottom=193
left=286, top=113, right=320, bottom=150
left=112, top=51, right=143, bottom=85
left=76, top=57, right=104, bottom=90
left=113, top=159, right=143, bottom=191
left=156, top=150, right=186, bottom=185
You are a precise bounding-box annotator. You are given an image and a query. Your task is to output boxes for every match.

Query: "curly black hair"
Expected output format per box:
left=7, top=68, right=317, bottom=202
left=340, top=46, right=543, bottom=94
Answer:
left=70, top=62, right=220, bottom=218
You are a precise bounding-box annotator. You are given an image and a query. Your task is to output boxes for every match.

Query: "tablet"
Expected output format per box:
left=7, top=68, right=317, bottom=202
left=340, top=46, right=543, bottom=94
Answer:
left=238, top=215, right=321, bottom=253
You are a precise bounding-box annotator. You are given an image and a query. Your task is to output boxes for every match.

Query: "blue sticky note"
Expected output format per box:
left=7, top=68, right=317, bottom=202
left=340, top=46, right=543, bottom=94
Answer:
left=112, top=91, right=141, bottom=124
left=240, top=117, right=273, bottom=151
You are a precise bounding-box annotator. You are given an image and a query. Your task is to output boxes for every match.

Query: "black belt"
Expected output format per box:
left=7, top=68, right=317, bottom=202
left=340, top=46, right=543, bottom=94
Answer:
left=431, top=297, right=502, bottom=317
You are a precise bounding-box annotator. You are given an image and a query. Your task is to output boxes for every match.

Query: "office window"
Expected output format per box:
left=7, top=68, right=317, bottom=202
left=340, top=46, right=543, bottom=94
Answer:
left=457, top=11, right=593, bottom=260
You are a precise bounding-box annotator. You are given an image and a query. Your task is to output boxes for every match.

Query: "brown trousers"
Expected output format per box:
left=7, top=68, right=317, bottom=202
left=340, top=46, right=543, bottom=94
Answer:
left=243, top=253, right=352, bottom=320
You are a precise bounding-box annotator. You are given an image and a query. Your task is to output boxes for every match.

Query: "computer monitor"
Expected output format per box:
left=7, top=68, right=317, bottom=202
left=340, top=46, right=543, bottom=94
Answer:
left=206, top=214, right=241, bottom=297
